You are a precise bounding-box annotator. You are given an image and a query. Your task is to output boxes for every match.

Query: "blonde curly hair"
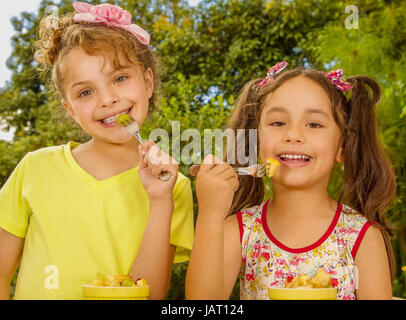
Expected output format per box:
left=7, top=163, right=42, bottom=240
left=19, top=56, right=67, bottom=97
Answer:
left=34, top=13, right=160, bottom=112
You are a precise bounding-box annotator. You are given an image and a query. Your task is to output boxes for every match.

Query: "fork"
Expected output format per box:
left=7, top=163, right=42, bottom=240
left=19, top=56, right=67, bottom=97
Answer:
left=116, top=114, right=172, bottom=181
left=188, top=163, right=267, bottom=178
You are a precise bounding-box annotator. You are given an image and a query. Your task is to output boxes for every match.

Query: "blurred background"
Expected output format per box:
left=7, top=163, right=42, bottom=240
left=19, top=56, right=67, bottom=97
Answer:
left=0, top=0, right=405, bottom=299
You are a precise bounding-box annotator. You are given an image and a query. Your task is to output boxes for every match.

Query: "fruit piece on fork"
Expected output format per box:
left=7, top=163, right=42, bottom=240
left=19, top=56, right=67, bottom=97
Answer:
left=116, top=113, right=142, bottom=143
left=266, top=158, right=280, bottom=177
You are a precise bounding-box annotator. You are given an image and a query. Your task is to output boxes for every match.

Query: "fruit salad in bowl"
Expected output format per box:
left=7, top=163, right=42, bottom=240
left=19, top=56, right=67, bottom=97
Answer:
left=268, top=268, right=338, bottom=300
left=82, top=274, right=149, bottom=300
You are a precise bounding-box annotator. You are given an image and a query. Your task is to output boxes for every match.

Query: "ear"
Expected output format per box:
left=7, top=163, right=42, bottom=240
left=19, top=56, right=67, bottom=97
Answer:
left=144, top=67, right=154, bottom=99
left=61, top=99, right=78, bottom=123
left=335, top=143, right=345, bottom=163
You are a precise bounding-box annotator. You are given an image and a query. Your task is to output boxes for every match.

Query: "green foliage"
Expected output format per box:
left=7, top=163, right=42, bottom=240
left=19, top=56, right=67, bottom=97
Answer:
left=309, top=0, right=406, bottom=297
left=143, top=73, right=237, bottom=299
left=1, top=0, right=405, bottom=299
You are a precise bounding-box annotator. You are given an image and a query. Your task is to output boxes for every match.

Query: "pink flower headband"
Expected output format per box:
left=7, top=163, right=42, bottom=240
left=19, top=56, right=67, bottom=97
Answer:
left=257, top=61, right=288, bottom=87
left=322, top=69, right=352, bottom=93
left=72, top=1, right=150, bottom=46
left=258, top=62, right=353, bottom=92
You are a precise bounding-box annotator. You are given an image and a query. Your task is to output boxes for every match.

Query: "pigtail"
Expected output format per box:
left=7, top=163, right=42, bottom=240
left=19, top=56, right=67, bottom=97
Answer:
left=339, top=75, right=396, bottom=279
left=34, top=14, right=75, bottom=69
left=227, top=79, right=265, bottom=214
left=33, top=13, right=77, bottom=102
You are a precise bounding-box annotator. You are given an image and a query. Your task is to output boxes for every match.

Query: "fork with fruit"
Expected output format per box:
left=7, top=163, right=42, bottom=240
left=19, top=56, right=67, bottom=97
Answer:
left=189, top=158, right=280, bottom=178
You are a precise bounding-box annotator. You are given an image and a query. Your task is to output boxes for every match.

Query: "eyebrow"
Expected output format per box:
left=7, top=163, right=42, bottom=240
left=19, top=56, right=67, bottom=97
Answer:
left=70, top=81, right=91, bottom=90
left=69, top=67, right=131, bottom=90
left=265, top=106, right=329, bottom=118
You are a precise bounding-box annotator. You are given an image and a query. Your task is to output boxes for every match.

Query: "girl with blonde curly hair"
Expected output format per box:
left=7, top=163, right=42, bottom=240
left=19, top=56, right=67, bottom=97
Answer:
left=0, top=2, right=194, bottom=300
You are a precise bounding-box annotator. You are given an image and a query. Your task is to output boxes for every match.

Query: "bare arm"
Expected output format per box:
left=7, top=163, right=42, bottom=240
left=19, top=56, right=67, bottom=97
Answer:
left=355, top=225, right=392, bottom=300
left=185, top=212, right=241, bottom=300
left=185, top=155, right=240, bottom=300
left=223, top=215, right=243, bottom=298
left=0, top=228, right=24, bottom=300
left=130, top=141, right=179, bottom=300
left=130, top=199, right=176, bottom=300
left=185, top=207, right=225, bottom=299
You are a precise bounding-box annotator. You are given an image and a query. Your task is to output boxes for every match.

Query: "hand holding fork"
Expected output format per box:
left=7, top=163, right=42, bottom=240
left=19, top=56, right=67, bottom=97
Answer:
left=116, top=114, right=172, bottom=181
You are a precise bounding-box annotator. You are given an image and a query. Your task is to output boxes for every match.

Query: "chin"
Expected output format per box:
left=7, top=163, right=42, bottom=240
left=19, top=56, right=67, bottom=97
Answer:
left=95, top=134, right=134, bottom=145
left=113, top=136, right=136, bottom=145
left=273, top=176, right=313, bottom=190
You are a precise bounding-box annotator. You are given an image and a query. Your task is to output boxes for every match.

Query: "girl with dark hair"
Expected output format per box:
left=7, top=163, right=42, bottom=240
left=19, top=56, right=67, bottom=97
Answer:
left=186, top=63, right=395, bottom=300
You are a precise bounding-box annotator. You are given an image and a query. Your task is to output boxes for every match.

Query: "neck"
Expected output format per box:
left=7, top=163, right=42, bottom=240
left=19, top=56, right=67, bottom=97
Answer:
left=270, top=183, right=337, bottom=219
left=80, top=138, right=140, bottom=163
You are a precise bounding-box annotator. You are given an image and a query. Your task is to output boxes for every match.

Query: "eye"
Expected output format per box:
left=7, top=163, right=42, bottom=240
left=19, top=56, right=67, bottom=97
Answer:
left=114, top=75, right=128, bottom=83
left=270, top=121, right=286, bottom=127
left=308, top=122, right=323, bottom=128
left=79, top=89, right=92, bottom=98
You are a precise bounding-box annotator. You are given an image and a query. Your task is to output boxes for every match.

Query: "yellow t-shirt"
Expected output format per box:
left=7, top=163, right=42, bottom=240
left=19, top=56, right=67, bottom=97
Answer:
left=0, top=141, right=194, bottom=299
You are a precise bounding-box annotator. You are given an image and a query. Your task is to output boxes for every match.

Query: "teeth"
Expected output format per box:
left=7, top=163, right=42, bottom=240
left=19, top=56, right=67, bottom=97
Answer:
left=280, top=154, right=310, bottom=160
left=102, top=109, right=130, bottom=124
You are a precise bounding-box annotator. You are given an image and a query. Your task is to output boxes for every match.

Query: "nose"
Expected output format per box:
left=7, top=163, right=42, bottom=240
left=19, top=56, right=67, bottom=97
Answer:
left=99, top=87, right=120, bottom=108
left=284, top=127, right=303, bottom=144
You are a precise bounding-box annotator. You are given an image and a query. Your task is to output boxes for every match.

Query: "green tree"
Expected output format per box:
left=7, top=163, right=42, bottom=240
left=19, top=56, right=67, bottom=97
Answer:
left=308, top=0, right=406, bottom=297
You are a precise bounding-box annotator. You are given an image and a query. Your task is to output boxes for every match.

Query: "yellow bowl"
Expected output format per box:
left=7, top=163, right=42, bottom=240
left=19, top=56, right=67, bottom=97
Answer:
left=268, top=287, right=337, bottom=300
left=82, top=285, right=150, bottom=300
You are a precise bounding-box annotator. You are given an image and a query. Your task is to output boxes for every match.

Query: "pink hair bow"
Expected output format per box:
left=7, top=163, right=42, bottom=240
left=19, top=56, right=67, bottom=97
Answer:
left=322, top=69, right=352, bottom=93
left=258, top=61, right=288, bottom=87
left=72, top=1, right=150, bottom=46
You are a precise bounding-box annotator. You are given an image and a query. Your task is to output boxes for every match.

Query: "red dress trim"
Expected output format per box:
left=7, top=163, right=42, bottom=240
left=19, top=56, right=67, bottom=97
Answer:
left=236, top=211, right=244, bottom=244
left=261, top=199, right=343, bottom=254
left=351, top=221, right=372, bottom=259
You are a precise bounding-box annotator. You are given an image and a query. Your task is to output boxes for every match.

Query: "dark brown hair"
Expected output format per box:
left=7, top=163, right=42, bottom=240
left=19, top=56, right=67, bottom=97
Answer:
left=33, top=13, right=160, bottom=112
left=226, top=68, right=397, bottom=279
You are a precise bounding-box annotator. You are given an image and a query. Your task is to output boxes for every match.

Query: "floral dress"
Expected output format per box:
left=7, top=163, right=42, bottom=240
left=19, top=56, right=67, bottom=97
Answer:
left=236, top=199, right=371, bottom=300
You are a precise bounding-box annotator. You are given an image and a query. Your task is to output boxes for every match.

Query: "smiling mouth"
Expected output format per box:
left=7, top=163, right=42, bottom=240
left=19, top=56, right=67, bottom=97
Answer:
left=278, top=154, right=311, bottom=162
left=277, top=153, right=312, bottom=167
left=99, top=107, right=132, bottom=125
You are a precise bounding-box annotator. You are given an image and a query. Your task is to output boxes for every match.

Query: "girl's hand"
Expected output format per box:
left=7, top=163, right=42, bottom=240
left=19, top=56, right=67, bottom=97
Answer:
left=138, top=141, right=178, bottom=201
left=196, top=154, right=239, bottom=221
